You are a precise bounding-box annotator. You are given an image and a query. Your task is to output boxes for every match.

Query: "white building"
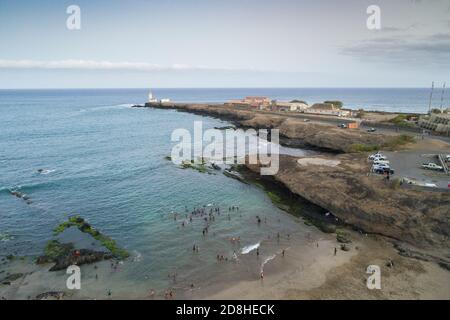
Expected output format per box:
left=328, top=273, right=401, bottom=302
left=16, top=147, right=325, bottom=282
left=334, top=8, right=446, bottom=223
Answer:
left=148, top=90, right=158, bottom=103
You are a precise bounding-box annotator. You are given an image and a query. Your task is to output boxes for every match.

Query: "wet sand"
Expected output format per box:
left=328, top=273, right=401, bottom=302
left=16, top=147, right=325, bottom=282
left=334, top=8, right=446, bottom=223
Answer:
left=3, top=228, right=449, bottom=300
left=200, top=233, right=450, bottom=300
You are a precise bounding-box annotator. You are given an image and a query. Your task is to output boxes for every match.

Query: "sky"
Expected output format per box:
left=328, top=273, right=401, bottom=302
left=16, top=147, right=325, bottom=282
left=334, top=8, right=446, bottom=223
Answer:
left=0, top=0, right=449, bottom=88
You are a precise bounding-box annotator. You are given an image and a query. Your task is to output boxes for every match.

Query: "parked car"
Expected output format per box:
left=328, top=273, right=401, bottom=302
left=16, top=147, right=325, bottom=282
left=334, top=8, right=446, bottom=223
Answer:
left=373, top=166, right=395, bottom=175
left=368, top=152, right=384, bottom=160
left=367, top=128, right=377, bottom=132
left=373, top=159, right=390, bottom=165
left=446, top=155, right=450, bottom=162
left=373, top=163, right=390, bottom=170
left=338, top=123, right=347, bottom=129
left=303, top=119, right=310, bottom=122
left=422, top=163, right=444, bottom=171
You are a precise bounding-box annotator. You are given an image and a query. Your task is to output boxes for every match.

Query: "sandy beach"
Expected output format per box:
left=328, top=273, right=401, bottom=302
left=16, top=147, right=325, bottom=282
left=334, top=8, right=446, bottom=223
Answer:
left=190, top=231, right=450, bottom=300
left=2, top=226, right=449, bottom=300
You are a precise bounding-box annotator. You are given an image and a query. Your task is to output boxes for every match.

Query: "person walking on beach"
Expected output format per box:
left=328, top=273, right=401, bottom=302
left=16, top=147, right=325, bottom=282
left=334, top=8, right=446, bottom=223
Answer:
left=334, top=247, right=337, bottom=256
left=256, top=248, right=259, bottom=257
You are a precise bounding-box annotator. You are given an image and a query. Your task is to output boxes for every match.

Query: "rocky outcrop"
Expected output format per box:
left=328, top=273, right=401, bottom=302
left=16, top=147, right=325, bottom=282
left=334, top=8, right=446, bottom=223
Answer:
left=37, top=240, right=112, bottom=271
left=9, top=190, right=32, bottom=205
left=246, top=154, right=450, bottom=255
left=145, top=103, right=393, bottom=153
left=48, top=249, right=112, bottom=271
left=35, top=291, right=65, bottom=300
left=0, top=273, right=24, bottom=285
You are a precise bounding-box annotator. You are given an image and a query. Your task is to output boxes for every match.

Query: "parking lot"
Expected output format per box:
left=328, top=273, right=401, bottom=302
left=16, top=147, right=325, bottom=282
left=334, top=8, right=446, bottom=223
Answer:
left=383, top=150, right=450, bottom=189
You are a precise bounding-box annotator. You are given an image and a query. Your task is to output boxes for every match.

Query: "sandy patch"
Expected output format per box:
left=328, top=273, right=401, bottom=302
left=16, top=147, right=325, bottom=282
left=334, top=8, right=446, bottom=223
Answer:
left=297, top=158, right=341, bottom=167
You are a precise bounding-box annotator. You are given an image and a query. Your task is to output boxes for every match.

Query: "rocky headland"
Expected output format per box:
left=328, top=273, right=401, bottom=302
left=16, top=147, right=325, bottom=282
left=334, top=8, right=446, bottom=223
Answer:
left=139, top=102, right=406, bottom=152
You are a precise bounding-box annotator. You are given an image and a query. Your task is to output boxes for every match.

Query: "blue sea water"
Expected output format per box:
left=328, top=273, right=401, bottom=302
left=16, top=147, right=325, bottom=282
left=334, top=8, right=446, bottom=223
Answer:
left=0, top=88, right=443, bottom=296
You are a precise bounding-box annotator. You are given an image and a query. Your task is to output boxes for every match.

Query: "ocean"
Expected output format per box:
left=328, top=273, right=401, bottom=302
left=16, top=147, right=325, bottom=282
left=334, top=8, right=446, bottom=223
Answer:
left=0, top=88, right=443, bottom=297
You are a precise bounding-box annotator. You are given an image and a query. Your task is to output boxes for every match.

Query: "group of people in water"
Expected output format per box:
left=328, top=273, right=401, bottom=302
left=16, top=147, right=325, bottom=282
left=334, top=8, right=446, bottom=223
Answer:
left=156, top=203, right=297, bottom=299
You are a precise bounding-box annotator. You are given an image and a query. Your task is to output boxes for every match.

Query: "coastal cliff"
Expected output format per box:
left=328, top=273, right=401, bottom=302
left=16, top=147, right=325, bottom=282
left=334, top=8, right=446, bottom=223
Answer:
left=246, top=155, right=450, bottom=254
left=142, top=102, right=395, bottom=153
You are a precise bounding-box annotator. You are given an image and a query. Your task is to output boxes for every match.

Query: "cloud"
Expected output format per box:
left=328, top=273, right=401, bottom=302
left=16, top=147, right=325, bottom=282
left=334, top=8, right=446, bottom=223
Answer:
left=0, top=59, right=266, bottom=73
left=340, top=33, right=450, bottom=67
left=380, top=23, right=420, bottom=33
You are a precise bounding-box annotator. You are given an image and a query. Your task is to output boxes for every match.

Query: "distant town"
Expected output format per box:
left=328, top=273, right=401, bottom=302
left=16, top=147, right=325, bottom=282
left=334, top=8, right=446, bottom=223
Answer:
left=226, top=96, right=356, bottom=117
left=145, top=91, right=450, bottom=136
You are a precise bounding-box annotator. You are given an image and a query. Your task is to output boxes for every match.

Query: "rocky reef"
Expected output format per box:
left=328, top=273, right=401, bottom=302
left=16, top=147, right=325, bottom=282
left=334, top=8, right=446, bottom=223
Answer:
left=52, top=216, right=129, bottom=259
left=36, top=240, right=112, bottom=271
left=36, top=216, right=129, bottom=271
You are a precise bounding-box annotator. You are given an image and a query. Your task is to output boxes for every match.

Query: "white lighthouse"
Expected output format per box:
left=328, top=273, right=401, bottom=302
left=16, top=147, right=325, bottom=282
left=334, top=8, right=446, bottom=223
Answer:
left=148, top=90, right=157, bottom=103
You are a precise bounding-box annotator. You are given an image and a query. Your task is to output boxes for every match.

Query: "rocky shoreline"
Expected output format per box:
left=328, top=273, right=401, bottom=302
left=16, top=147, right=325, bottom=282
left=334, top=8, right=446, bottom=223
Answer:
left=135, top=102, right=411, bottom=153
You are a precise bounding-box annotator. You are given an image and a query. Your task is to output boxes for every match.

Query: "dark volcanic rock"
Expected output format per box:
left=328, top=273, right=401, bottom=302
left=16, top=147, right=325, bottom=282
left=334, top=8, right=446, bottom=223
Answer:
left=0, top=273, right=24, bottom=285
left=48, top=249, right=113, bottom=271
left=35, top=291, right=65, bottom=300
left=37, top=240, right=113, bottom=271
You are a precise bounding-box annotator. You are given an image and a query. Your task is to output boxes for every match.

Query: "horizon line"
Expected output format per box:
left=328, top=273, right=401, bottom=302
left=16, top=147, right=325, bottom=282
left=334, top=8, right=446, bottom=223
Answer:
left=0, top=86, right=435, bottom=90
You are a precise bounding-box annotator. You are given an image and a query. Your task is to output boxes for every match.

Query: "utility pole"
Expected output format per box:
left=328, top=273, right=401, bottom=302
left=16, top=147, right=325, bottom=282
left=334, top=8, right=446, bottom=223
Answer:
left=428, top=81, right=434, bottom=115
left=439, top=82, right=446, bottom=112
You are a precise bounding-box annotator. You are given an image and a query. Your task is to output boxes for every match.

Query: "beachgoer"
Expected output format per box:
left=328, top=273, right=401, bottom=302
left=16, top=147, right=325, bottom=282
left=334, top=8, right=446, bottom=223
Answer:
left=334, top=247, right=337, bottom=256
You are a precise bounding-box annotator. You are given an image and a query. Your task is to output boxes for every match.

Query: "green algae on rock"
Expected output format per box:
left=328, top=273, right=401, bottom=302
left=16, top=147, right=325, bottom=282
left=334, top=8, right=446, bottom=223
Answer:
left=53, top=216, right=129, bottom=259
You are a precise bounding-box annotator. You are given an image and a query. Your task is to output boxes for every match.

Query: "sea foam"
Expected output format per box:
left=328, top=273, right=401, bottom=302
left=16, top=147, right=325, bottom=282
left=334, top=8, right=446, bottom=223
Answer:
left=241, top=242, right=260, bottom=254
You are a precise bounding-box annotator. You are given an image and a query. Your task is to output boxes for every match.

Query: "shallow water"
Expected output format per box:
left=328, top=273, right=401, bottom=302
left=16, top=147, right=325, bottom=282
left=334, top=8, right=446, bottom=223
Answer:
left=0, top=89, right=321, bottom=295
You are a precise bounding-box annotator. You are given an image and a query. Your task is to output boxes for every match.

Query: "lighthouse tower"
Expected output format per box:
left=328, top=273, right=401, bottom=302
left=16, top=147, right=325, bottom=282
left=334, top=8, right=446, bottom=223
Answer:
left=148, top=90, right=157, bottom=103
